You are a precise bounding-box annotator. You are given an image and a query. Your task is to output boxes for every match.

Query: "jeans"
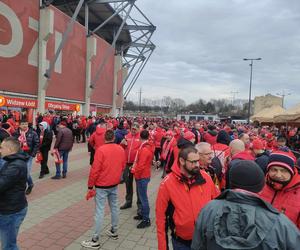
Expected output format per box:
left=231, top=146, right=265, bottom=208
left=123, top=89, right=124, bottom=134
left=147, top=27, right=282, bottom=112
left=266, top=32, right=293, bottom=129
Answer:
left=26, top=157, right=33, bottom=187
left=136, top=178, right=150, bottom=221
left=92, top=187, right=119, bottom=241
left=172, top=238, right=191, bottom=250
left=0, top=207, right=27, bottom=250
left=55, top=151, right=69, bottom=176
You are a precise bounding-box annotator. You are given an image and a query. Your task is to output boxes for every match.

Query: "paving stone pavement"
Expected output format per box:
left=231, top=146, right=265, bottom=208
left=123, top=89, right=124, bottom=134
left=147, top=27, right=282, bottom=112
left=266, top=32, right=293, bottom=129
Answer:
left=16, top=143, right=162, bottom=250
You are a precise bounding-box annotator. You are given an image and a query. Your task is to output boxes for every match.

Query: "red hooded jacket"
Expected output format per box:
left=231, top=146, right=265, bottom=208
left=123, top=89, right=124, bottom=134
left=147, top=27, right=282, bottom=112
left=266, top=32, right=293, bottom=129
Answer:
left=89, top=126, right=106, bottom=150
left=260, top=174, right=300, bottom=229
left=88, top=143, right=126, bottom=188
left=131, top=141, right=155, bottom=179
left=156, top=163, right=219, bottom=250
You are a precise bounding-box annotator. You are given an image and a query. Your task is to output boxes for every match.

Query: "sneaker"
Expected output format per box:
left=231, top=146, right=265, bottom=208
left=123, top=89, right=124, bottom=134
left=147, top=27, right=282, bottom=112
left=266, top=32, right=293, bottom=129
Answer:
left=81, top=239, right=100, bottom=249
left=105, top=229, right=118, bottom=240
left=39, top=174, right=44, bottom=179
left=25, top=185, right=34, bottom=195
left=51, top=175, right=61, bottom=180
left=62, top=173, right=67, bottom=179
left=137, top=219, right=151, bottom=229
left=133, top=214, right=143, bottom=220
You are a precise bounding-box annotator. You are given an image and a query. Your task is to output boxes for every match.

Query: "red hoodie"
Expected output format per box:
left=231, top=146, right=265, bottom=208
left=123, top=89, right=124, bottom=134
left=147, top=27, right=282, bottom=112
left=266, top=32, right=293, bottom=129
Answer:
left=156, top=163, right=219, bottom=250
left=131, top=141, right=155, bottom=179
left=89, top=126, right=106, bottom=150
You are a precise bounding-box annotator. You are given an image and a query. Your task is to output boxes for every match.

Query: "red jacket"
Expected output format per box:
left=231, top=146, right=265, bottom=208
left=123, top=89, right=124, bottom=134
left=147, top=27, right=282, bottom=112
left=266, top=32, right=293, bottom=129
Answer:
left=123, top=132, right=141, bottom=164
left=156, top=163, right=219, bottom=250
left=89, top=126, right=106, bottom=150
left=231, top=150, right=255, bottom=161
left=88, top=143, right=126, bottom=188
left=154, top=128, right=164, bottom=148
left=131, top=141, right=155, bottom=179
left=260, top=174, right=300, bottom=229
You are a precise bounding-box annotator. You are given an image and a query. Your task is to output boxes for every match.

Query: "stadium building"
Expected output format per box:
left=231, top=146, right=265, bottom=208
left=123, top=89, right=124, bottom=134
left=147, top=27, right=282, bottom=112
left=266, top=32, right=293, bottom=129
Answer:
left=0, top=0, right=155, bottom=122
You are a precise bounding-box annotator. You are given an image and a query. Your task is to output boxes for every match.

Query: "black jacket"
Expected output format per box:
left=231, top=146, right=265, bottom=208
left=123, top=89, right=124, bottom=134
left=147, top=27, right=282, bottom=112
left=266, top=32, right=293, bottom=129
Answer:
left=192, top=190, right=300, bottom=250
left=39, top=129, right=53, bottom=152
left=14, top=128, right=40, bottom=157
left=0, top=152, right=28, bottom=214
left=255, top=151, right=270, bottom=174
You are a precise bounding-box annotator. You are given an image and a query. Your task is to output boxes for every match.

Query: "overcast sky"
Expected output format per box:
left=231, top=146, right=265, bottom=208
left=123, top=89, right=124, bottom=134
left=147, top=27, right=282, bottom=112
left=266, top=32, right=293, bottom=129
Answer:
left=126, top=0, right=300, bottom=108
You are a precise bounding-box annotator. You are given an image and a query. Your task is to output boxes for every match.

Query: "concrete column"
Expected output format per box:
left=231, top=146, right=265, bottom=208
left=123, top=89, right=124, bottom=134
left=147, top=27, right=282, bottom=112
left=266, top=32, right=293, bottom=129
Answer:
left=119, top=66, right=128, bottom=116
left=37, top=8, right=53, bottom=114
left=83, top=36, right=97, bottom=116
left=111, top=55, right=122, bottom=117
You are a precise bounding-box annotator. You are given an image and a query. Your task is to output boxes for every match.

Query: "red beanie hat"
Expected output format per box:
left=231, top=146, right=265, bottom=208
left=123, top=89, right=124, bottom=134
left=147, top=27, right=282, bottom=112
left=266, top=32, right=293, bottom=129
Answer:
left=252, top=139, right=264, bottom=150
left=183, top=131, right=195, bottom=141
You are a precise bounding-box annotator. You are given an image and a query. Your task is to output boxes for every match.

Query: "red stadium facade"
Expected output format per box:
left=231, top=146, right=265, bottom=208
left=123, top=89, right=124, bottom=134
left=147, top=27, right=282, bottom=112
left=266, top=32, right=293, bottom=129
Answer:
left=0, top=0, right=122, bottom=122
left=0, top=0, right=155, bottom=123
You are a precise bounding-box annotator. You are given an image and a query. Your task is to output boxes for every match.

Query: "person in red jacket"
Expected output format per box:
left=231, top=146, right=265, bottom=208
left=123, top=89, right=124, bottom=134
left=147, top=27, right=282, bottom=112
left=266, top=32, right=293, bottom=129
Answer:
left=120, top=122, right=142, bottom=210
left=81, top=130, right=126, bottom=249
left=260, top=151, right=300, bottom=229
left=88, top=123, right=106, bottom=165
left=156, top=146, right=219, bottom=250
left=131, top=130, right=154, bottom=228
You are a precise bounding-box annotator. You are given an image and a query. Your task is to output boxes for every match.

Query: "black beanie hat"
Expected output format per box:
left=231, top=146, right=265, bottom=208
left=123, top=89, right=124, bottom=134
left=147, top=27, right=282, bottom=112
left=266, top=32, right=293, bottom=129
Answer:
left=229, top=160, right=265, bottom=193
left=217, top=130, right=230, bottom=145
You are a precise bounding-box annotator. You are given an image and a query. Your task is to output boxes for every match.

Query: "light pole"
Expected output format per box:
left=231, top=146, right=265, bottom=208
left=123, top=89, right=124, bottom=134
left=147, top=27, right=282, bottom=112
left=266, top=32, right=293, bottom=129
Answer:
left=243, top=58, right=262, bottom=124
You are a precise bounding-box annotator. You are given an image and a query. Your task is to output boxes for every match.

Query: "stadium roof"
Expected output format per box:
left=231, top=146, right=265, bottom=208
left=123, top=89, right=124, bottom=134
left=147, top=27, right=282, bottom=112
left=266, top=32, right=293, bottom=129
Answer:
left=45, top=0, right=155, bottom=97
left=52, top=0, right=131, bottom=50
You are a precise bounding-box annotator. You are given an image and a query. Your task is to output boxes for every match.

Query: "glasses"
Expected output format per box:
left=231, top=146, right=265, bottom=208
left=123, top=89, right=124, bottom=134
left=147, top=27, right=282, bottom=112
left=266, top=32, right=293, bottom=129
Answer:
left=185, top=159, right=199, bottom=165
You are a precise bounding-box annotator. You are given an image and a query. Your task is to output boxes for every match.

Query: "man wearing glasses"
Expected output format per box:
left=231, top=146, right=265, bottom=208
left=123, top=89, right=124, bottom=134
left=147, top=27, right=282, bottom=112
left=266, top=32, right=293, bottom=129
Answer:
left=156, top=146, right=219, bottom=250
left=120, top=123, right=142, bottom=214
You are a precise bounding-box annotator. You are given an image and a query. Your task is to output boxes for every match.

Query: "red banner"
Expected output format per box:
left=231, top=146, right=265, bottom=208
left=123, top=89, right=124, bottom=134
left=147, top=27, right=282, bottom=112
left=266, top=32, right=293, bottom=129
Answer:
left=0, top=96, right=37, bottom=108
left=45, top=101, right=77, bottom=111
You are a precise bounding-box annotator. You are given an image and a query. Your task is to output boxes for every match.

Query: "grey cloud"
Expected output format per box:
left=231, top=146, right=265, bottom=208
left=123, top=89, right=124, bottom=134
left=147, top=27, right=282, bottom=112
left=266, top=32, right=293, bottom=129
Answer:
left=128, top=0, right=300, bottom=107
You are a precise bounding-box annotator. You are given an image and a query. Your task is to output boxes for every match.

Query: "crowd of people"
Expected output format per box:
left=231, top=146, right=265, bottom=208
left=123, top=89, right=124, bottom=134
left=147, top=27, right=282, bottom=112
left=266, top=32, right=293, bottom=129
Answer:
left=1, top=112, right=300, bottom=249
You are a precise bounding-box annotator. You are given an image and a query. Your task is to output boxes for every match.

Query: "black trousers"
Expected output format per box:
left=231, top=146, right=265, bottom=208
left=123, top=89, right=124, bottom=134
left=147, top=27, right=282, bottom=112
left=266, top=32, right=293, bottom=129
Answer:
left=154, top=147, right=161, bottom=162
left=40, top=149, right=50, bottom=175
left=123, top=163, right=142, bottom=214
left=81, top=129, right=86, bottom=143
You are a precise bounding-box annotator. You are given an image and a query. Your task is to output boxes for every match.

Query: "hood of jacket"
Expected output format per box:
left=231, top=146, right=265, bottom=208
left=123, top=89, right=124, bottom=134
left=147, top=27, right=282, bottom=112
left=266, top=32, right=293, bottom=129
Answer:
left=3, top=151, right=30, bottom=162
left=96, top=126, right=106, bottom=135
left=232, top=151, right=255, bottom=161
left=141, top=141, right=155, bottom=153
left=212, top=190, right=279, bottom=249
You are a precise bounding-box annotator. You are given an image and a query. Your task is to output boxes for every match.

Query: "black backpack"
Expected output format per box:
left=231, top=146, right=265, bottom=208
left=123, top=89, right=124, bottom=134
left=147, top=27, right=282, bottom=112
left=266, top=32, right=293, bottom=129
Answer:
left=210, top=148, right=226, bottom=182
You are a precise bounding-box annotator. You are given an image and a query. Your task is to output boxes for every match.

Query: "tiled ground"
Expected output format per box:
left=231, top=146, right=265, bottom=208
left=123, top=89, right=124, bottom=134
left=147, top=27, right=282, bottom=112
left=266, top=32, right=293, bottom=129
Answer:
left=16, top=143, right=162, bottom=250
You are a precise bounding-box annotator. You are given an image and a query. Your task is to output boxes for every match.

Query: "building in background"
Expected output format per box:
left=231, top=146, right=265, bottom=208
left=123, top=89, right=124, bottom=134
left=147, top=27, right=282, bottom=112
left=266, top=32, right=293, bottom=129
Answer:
left=253, top=94, right=282, bottom=115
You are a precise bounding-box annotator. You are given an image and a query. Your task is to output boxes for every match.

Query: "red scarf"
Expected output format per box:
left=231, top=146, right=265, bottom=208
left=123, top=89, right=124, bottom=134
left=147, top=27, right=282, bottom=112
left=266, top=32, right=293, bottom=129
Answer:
left=161, top=137, right=175, bottom=160
left=18, top=129, right=29, bottom=152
